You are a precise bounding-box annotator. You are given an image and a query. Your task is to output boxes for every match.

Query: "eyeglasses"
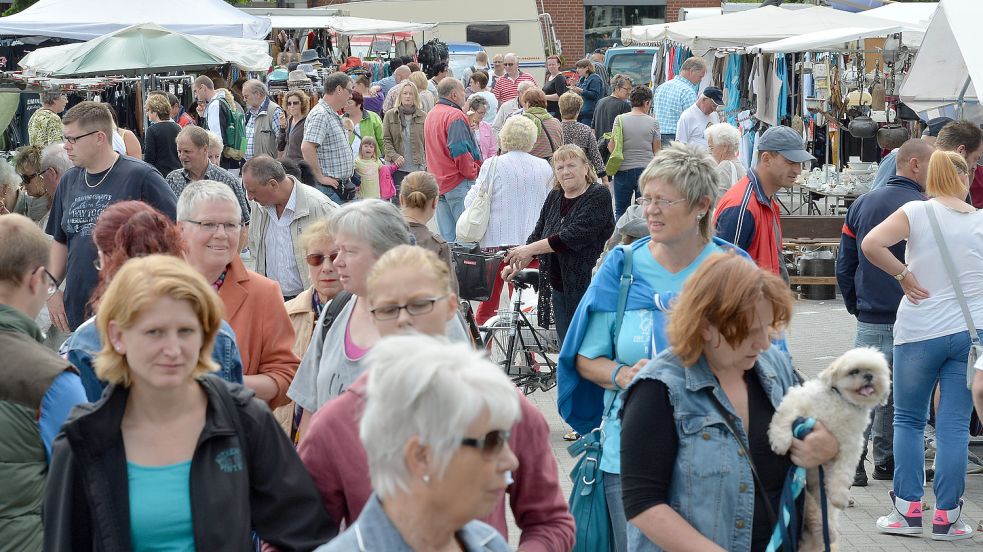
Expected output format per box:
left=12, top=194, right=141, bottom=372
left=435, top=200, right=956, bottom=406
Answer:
left=185, top=220, right=242, bottom=233
left=369, top=294, right=449, bottom=321
left=34, top=266, right=58, bottom=297
left=306, top=251, right=339, bottom=267
left=461, top=429, right=511, bottom=458
left=62, top=130, right=99, bottom=144
left=504, top=63, right=516, bottom=67
left=21, top=171, right=39, bottom=183
left=636, top=197, right=688, bottom=209
left=286, top=101, right=301, bottom=106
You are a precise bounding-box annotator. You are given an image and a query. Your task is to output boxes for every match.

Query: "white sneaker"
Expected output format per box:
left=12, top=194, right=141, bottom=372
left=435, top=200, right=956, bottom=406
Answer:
left=932, top=500, right=974, bottom=541
left=876, top=491, right=924, bottom=535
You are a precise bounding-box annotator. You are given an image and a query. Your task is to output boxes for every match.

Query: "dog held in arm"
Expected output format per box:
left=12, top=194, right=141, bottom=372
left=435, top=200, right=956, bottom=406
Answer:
left=768, top=348, right=891, bottom=551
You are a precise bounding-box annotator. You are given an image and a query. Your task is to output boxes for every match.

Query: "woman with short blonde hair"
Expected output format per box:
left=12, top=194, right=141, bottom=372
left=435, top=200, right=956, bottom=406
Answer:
left=409, top=71, right=436, bottom=112
left=45, top=255, right=335, bottom=551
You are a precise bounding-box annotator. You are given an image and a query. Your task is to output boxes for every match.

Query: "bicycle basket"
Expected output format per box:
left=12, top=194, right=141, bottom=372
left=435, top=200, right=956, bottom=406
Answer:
left=451, top=244, right=501, bottom=301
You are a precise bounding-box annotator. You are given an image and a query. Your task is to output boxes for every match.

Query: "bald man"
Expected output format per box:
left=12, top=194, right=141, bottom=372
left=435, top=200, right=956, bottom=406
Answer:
left=837, top=137, right=936, bottom=487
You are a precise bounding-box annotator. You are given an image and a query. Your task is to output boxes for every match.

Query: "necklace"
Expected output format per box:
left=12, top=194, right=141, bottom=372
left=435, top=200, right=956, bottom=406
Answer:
left=85, top=155, right=118, bottom=188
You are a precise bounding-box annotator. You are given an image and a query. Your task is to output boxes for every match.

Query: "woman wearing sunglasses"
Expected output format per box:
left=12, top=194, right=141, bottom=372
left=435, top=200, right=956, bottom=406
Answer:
left=301, top=245, right=575, bottom=550
left=315, top=334, right=518, bottom=552
left=277, top=90, right=309, bottom=162
left=279, top=219, right=342, bottom=436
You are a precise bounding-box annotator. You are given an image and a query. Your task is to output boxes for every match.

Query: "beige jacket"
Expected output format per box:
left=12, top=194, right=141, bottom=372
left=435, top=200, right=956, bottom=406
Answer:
left=248, top=176, right=337, bottom=290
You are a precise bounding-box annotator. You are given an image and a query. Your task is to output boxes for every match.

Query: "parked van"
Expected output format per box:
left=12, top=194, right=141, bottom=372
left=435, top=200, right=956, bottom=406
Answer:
left=604, top=46, right=659, bottom=88
left=338, top=0, right=558, bottom=73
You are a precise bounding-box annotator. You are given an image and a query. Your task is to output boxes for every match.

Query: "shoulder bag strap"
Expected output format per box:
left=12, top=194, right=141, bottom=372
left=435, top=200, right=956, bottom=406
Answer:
left=707, top=393, right=779, bottom=528
left=924, top=202, right=980, bottom=346
left=613, top=244, right=634, bottom=360
left=542, top=117, right=558, bottom=153
left=319, top=290, right=354, bottom=342
left=481, top=157, right=498, bottom=196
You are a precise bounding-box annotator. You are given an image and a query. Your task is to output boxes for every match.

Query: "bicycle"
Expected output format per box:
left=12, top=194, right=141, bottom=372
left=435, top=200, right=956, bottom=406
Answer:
left=461, top=268, right=559, bottom=395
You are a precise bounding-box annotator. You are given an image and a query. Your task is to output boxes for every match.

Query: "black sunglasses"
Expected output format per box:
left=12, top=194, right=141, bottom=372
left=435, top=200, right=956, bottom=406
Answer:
left=306, top=251, right=339, bottom=267
left=461, top=429, right=511, bottom=457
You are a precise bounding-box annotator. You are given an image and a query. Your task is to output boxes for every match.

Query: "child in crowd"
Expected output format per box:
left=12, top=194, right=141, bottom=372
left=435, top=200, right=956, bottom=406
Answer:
left=352, top=137, right=396, bottom=200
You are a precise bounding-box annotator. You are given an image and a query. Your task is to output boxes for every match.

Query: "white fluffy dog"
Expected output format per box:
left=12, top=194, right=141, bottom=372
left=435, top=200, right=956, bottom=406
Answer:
left=768, top=348, right=891, bottom=551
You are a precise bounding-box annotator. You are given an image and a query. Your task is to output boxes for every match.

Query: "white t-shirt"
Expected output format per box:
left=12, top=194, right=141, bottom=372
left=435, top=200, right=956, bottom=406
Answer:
left=894, top=200, right=983, bottom=345
left=674, top=103, right=719, bottom=151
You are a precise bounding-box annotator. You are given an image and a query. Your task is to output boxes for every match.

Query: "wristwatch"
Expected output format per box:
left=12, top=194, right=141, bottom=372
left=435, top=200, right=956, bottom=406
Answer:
left=894, top=267, right=910, bottom=282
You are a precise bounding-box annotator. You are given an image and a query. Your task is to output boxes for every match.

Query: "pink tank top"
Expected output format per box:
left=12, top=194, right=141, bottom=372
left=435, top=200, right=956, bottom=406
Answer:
left=344, top=315, right=370, bottom=360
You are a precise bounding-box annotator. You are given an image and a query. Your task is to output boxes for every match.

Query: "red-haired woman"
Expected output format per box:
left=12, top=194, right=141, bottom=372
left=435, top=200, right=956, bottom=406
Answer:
left=61, top=200, right=244, bottom=401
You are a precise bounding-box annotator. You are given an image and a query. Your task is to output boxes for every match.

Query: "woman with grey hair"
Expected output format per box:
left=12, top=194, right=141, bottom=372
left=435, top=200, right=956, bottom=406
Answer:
left=178, top=180, right=300, bottom=410
left=288, top=199, right=416, bottom=434
left=315, top=334, right=518, bottom=552
left=0, top=157, right=29, bottom=216
left=465, top=115, right=552, bottom=325
left=555, top=143, right=739, bottom=552
left=705, top=122, right=746, bottom=191
left=467, top=94, right=497, bottom=160
left=28, top=89, right=68, bottom=147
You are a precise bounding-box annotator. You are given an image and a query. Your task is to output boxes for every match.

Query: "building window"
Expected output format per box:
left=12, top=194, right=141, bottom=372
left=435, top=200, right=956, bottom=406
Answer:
left=585, top=5, right=665, bottom=53
left=466, top=24, right=511, bottom=47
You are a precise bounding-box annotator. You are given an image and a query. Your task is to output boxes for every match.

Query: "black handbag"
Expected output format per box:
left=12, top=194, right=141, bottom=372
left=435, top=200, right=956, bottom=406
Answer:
left=450, top=243, right=502, bottom=301
left=338, top=177, right=358, bottom=202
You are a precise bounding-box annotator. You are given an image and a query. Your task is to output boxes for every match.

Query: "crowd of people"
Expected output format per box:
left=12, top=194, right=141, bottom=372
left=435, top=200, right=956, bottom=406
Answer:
left=1, top=48, right=983, bottom=552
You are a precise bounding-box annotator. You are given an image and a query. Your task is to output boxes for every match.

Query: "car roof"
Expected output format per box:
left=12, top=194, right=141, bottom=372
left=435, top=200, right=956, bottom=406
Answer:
left=445, top=42, right=485, bottom=53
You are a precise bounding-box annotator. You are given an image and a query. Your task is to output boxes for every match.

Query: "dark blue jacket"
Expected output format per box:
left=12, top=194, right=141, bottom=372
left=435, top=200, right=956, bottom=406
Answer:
left=836, top=175, right=926, bottom=324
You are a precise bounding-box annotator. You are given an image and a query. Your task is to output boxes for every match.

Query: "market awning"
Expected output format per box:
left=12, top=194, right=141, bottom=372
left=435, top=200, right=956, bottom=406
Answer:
left=899, top=0, right=980, bottom=114
left=18, top=23, right=271, bottom=77
left=262, top=15, right=436, bottom=35
left=621, top=5, right=920, bottom=54
left=747, top=26, right=906, bottom=54
left=0, top=0, right=271, bottom=41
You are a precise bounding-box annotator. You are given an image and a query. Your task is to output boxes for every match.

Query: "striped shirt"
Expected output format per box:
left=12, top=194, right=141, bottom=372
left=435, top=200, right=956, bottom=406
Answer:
left=652, top=75, right=698, bottom=134
left=263, top=182, right=305, bottom=296
left=303, top=101, right=355, bottom=181
left=492, top=71, right=537, bottom=105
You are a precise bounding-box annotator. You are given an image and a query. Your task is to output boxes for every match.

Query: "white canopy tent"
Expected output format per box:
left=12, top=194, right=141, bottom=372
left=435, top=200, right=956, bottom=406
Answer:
left=864, top=2, right=938, bottom=29
left=0, top=0, right=271, bottom=41
left=748, top=25, right=906, bottom=54
left=262, top=15, right=436, bottom=35
left=620, top=5, right=916, bottom=54
left=899, top=0, right=981, bottom=117
left=18, top=23, right=272, bottom=76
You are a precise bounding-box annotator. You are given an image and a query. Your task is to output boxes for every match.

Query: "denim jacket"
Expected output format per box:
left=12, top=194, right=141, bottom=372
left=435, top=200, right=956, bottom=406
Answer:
left=61, top=316, right=244, bottom=401
left=625, top=346, right=798, bottom=552
left=316, top=493, right=511, bottom=552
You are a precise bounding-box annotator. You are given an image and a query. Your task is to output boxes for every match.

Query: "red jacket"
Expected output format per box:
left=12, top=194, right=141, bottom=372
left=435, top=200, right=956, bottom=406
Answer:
left=298, top=372, right=575, bottom=552
left=424, top=98, right=482, bottom=194
left=714, top=170, right=784, bottom=276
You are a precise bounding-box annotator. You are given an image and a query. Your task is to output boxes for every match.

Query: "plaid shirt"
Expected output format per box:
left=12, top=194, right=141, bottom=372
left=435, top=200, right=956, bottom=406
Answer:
left=303, top=101, right=354, bottom=180
left=165, top=163, right=251, bottom=225
left=245, top=97, right=283, bottom=159
left=652, top=75, right=698, bottom=134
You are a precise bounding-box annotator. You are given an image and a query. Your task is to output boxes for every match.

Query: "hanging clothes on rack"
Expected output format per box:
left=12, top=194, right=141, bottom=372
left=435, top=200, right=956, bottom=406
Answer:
left=723, top=53, right=742, bottom=125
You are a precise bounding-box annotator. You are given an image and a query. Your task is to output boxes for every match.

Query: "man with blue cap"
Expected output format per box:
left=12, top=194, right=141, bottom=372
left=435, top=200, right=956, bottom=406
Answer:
left=714, top=125, right=815, bottom=280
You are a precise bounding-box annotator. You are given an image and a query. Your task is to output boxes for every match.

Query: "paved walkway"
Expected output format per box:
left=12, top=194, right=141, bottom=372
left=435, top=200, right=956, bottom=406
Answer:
left=514, top=296, right=983, bottom=549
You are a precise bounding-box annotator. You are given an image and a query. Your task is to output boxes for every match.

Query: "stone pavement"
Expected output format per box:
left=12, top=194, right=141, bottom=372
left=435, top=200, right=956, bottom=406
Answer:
left=512, top=296, right=983, bottom=550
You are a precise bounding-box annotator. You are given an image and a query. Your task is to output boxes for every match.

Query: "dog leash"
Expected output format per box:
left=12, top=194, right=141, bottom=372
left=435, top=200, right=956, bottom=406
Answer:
left=765, top=416, right=831, bottom=552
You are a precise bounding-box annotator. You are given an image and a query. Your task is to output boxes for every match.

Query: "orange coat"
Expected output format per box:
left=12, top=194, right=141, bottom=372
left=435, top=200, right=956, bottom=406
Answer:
left=218, top=257, right=299, bottom=408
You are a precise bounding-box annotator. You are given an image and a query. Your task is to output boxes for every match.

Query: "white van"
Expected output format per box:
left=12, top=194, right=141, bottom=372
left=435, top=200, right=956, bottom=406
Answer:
left=336, top=0, right=558, bottom=73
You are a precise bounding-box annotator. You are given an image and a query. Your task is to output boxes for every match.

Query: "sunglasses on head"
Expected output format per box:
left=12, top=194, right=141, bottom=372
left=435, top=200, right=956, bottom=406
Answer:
left=306, top=251, right=339, bottom=267
left=461, top=429, right=511, bottom=457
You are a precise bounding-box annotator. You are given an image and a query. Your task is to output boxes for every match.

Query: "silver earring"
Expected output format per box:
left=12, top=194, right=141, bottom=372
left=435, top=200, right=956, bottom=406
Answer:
left=422, top=474, right=430, bottom=484
left=696, top=214, right=704, bottom=222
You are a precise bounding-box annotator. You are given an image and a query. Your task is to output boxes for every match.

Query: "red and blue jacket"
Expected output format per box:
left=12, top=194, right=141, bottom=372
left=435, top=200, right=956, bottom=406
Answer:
left=424, top=98, right=482, bottom=195
left=714, top=170, right=786, bottom=278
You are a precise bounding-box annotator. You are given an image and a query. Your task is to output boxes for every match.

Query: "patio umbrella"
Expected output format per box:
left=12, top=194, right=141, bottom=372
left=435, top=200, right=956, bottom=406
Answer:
left=18, top=22, right=271, bottom=77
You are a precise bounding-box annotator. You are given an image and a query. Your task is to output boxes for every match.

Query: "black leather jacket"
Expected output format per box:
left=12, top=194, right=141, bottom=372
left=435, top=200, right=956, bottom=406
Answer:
left=43, top=375, right=336, bottom=551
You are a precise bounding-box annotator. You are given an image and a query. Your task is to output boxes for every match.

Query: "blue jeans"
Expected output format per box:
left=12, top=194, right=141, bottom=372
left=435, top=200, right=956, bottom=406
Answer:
left=613, top=167, right=644, bottom=220
left=603, top=471, right=628, bottom=552
left=435, top=179, right=473, bottom=243
left=855, top=321, right=895, bottom=467
left=316, top=184, right=344, bottom=204
left=893, top=330, right=978, bottom=509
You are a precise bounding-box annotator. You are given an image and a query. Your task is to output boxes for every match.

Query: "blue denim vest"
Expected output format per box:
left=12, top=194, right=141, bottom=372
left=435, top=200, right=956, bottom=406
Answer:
left=625, top=346, right=797, bottom=552
left=62, top=317, right=244, bottom=402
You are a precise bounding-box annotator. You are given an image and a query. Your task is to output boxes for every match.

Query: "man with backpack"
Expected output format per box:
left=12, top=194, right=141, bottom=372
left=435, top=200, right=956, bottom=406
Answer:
left=194, top=75, right=245, bottom=171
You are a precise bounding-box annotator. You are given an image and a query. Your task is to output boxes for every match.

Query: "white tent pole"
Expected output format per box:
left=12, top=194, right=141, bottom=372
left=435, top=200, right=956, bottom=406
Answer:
left=957, top=75, right=971, bottom=120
